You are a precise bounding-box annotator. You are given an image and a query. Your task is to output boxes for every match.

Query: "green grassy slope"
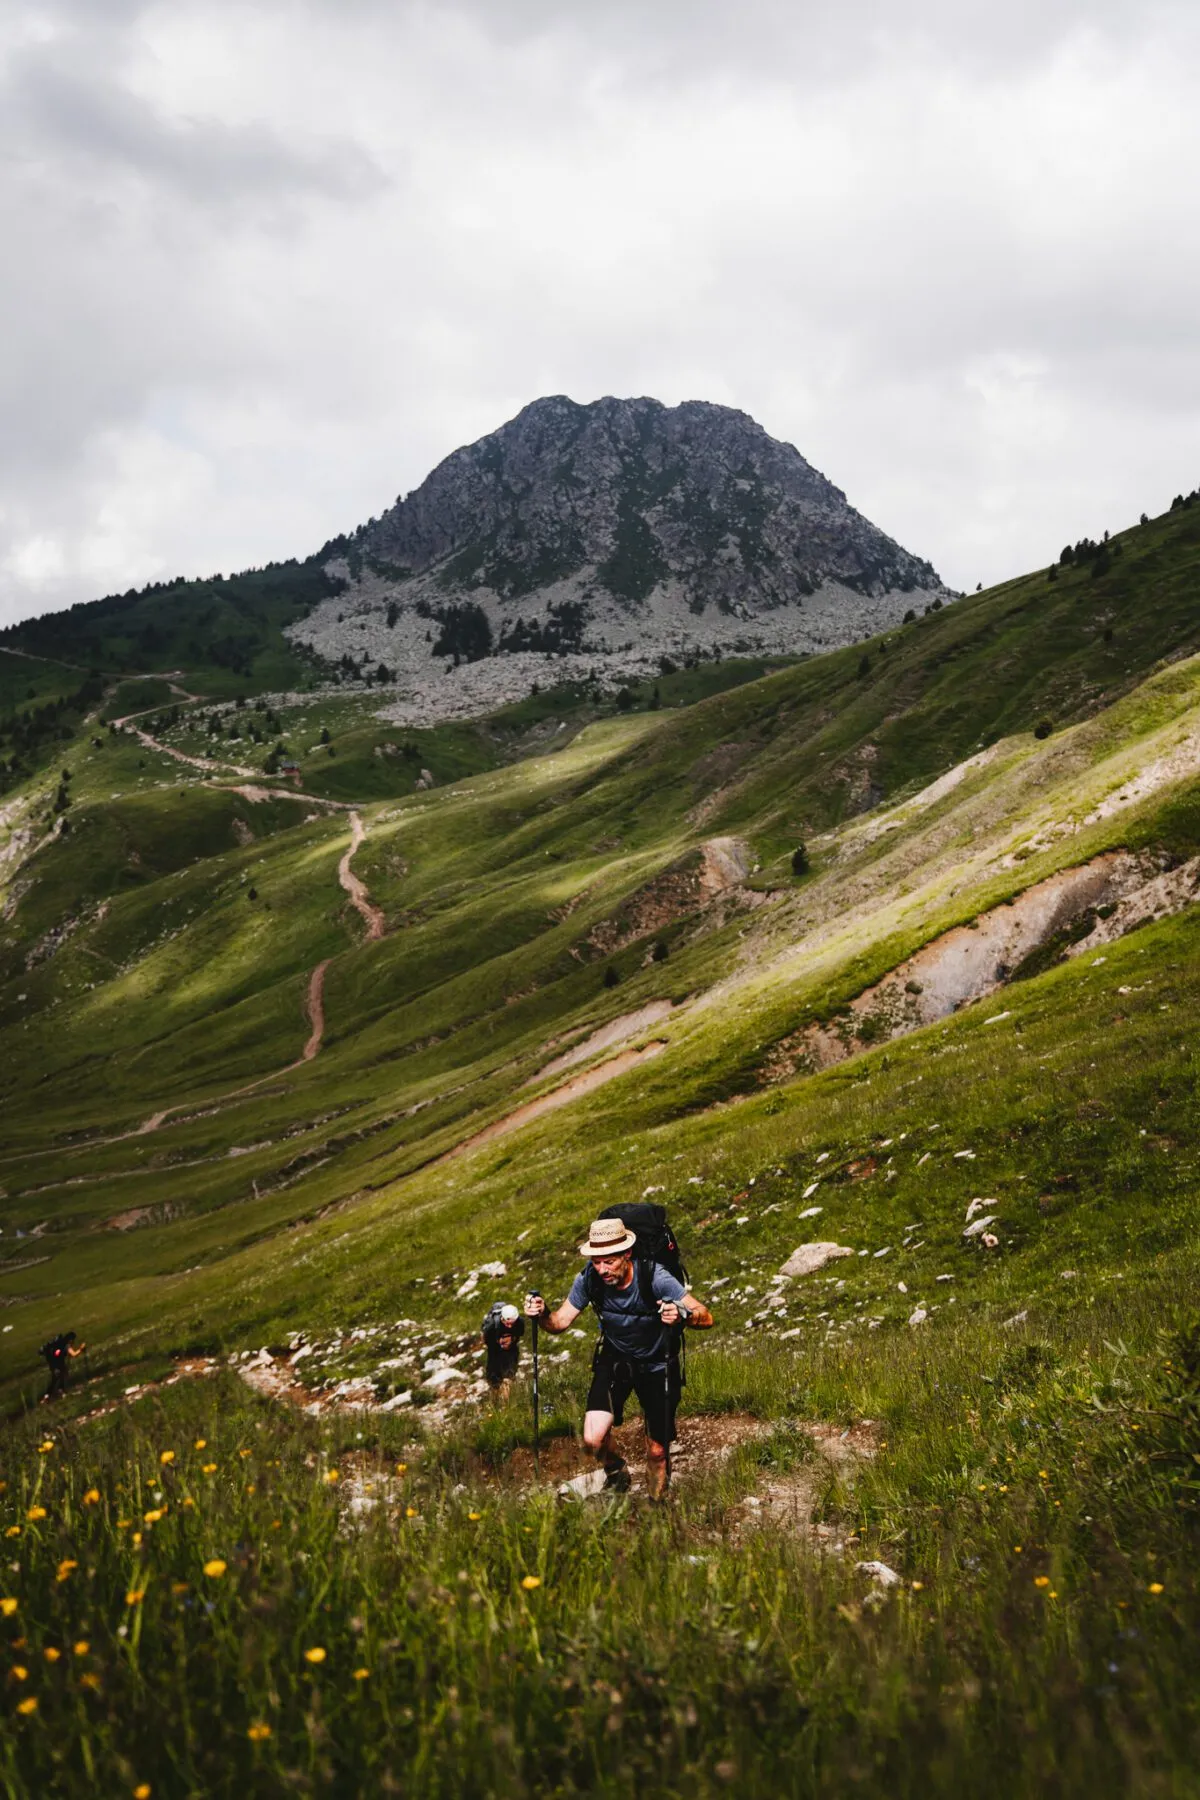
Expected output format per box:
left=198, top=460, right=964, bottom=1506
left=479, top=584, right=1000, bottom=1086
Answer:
left=1, top=502, right=1199, bottom=1794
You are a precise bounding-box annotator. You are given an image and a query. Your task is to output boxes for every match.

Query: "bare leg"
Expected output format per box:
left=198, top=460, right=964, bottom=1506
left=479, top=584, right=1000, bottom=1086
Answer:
left=645, top=1434, right=669, bottom=1499
left=583, top=1409, right=627, bottom=1480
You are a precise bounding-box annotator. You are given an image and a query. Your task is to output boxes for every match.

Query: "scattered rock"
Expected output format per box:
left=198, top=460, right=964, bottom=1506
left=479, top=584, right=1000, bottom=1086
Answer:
left=908, top=1307, right=928, bottom=1327
left=962, top=1215, right=999, bottom=1239
left=454, top=1260, right=507, bottom=1300
left=779, top=1242, right=856, bottom=1278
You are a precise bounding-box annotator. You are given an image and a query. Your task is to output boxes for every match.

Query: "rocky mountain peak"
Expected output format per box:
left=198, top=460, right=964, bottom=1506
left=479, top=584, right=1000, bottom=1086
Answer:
left=291, top=394, right=950, bottom=724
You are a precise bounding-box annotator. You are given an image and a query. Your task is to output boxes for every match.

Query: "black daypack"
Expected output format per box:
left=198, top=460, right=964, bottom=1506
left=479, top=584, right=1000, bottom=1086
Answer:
left=40, top=1335, right=70, bottom=1366
left=597, top=1202, right=687, bottom=1287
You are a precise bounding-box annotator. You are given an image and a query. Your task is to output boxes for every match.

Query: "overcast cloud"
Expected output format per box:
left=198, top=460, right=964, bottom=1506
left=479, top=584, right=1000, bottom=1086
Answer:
left=1, top=0, right=1197, bottom=625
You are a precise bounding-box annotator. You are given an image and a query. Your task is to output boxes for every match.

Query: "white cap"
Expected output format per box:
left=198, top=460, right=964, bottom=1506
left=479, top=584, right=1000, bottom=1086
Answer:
left=500, top=1304, right=520, bottom=1324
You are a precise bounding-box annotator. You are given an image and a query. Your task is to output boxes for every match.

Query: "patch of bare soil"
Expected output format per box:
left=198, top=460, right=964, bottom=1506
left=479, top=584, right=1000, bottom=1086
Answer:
left=761, top=848, right=1187, bottom=1084
left=445, top=1040, right=668, bottom=1161
left=586, top=837, right=756, bottom=956
left=532, top=1001, right=676, bottom=1084
left=731, top=1420, right=881, bottom=1542
left=499, top=1411, right=772, bottom=1496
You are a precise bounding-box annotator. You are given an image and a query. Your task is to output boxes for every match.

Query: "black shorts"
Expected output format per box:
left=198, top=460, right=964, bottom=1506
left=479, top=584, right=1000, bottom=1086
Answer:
left=585, top=1345, right=680, bottom=1447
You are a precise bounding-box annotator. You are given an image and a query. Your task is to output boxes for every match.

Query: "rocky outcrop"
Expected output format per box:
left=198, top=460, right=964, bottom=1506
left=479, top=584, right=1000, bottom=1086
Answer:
left=290, top=395, right=950, bottom=724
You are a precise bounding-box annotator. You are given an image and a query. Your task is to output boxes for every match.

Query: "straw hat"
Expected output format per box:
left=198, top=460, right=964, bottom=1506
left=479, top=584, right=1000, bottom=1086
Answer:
left=577, top=1216, right=637, bottom=1258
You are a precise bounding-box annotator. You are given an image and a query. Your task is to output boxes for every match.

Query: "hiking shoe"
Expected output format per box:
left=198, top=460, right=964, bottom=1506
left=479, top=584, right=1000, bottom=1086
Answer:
left=602, top=1465, right=632, bottom=1492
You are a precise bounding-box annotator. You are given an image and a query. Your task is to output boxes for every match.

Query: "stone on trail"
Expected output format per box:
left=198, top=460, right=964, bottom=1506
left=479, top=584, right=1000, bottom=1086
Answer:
left=558, top=1468, right=609, bottom=1499
left=908, top=1306, right=928, bottom=1327
left=965, top=1197, right=997, bottom=1222
left=856, top=1560, right=901, bottom=1588
left=962, top=1214, right=998, bottom=1239
left=798, top=1205, right=823, bottom=1219
left=779, top=1242, right=856, bottom=1278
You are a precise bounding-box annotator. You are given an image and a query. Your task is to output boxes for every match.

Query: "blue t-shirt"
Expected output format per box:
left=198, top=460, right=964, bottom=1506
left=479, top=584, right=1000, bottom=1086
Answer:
left=568, top=1261, right=687, bottom=1367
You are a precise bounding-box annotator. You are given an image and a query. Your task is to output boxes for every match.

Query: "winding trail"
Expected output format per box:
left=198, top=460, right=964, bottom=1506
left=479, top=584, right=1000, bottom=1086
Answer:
left=3, top=812, right=387, bottom=1161
left=303, top=961, right=332, bottom=1062
left=339, top=812, right=386, bottom=940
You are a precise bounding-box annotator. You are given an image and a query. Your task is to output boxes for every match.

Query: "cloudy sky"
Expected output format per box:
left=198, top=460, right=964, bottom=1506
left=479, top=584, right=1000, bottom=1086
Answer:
left=1, top=0, right=1197, bottom=625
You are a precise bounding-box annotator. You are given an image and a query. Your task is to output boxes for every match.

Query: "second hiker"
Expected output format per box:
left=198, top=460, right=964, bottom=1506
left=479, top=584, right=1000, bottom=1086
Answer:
left=525, top=1214, right=713, bottom=1498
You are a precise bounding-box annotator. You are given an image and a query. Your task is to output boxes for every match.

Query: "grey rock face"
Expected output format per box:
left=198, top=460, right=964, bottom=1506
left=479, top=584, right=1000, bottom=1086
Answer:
left=368, top=394, right=939, bottom=611
left=289, top=395, right=951, bottom=725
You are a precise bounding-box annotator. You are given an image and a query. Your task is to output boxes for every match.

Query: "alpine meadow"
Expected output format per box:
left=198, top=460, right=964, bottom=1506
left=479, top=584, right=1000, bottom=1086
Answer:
left=3, top=403, right=1200, bottom=1798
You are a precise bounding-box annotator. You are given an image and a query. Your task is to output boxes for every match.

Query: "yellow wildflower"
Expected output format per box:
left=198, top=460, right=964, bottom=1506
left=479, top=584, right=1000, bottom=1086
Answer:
left=43, top=1648, right=60, bottom=1663
left=134, top=1786, right=152, bottom=1798
left=238, top=1449, right=251, bottom=1460
left=405, top=1507, right=418, bottom=1519
left=25, top=1507, right=46, bottom=1522
left=353, top=1667, right=370, bottom=1681
left=203, top=1560, right=227, bottom=1579
left=201, top=1465, right=217, bottom=1476
left=82, top=1489, right=100, bottom=1506
left=521, top=1576, right=542, bottom=1591
left=125, top=1589, right=145, bottom=1607
left=1034, top=1576, right=1050, bottom=1589
left=324, top=1470, right=340, bottom=1485
left=181, top=1498, right=195, bottom=1510
left=304, top=1646, right=326, bottom=1664
left=37, top=1442, right=53, bottom=1455
left=171, top=1583, right=189, bottom=1597
left=395, top=1463, right=407, bottom=1474
left=4, top=1528, right=19, bottom=1540
left=12, top=1665, right=28, bottom=1681
left=16, top=1697, right=37, bottom=1715
left=132, top=1533, right=143, bottom=1549
left=1148, top=1582, right=1164, bottom=1595
left=117, top=1520, right=132, bottom=1530
left=911, top=1580, right=924, bottom=1592
left=468, top=1512, right=482, bottom=1522
left=143, top=1509, right=165, bottom=1525
left=0, top=1599, right=17, bottom=1617
left=73, top=1642, right=89, bottom=1657
left=159, top=1451, right=175, bottom=1466
left=247, top=1722, right=272, bottom=1741
left=80, top=1673, right=102, bottom=1692
left=194, top=1439, right=206, bottom=1450
left=55, top=1561, right=77, bottom=1583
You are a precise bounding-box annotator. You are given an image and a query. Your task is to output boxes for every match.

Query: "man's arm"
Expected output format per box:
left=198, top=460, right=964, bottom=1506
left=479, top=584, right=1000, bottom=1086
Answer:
left=525, top=1294, right=582, bottom=1334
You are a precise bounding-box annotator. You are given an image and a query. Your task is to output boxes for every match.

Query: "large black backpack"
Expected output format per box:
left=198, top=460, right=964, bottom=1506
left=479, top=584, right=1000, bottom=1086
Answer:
left=598, top=1202, right=687, bottom=1287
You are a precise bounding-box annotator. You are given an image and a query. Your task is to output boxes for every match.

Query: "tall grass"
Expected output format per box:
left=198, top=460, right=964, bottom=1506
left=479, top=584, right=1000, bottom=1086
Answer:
left=3, top=1285, right=1198, bottom=1798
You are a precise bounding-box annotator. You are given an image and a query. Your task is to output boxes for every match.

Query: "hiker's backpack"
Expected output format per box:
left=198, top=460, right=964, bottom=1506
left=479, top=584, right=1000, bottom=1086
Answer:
left=40, top=1335, right=70, bottom=1367
left=597, top=1202, right=687, bottom=1288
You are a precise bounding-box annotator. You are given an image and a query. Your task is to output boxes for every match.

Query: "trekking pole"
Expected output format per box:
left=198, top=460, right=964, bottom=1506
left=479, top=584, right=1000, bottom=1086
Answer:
left=529, top=1293, right=541, bottom=1476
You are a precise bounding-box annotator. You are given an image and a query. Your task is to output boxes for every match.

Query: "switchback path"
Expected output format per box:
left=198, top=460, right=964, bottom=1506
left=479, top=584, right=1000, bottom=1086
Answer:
left=2, top=812, right=387, bottom=1159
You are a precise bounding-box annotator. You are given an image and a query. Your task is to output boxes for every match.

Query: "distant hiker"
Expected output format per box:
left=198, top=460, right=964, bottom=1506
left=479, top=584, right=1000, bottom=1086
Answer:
left=40, top=1332, right=84, bottom=1402
left=525, top=1215, right=713, bottom=1499
left=482, top=1302, right=524, bottom=1390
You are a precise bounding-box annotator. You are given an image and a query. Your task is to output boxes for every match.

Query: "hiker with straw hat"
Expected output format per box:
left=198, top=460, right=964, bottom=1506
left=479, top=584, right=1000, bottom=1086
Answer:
left=525, top=1215, right=713, bottom=1499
